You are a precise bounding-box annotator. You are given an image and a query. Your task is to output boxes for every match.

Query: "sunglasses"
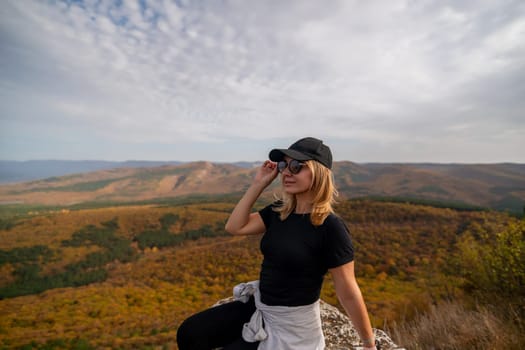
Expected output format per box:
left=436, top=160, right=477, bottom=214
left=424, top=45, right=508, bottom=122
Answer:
left=277, top=159, right=305, bottom=174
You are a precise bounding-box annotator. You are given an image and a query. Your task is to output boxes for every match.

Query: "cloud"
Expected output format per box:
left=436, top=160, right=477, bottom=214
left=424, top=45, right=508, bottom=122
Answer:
left=0, top=0, right=524, bottom=162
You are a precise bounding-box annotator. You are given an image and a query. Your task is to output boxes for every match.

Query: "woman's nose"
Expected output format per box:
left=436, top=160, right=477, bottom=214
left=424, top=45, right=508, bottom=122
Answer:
left=281, top=167, right=293, bottom=175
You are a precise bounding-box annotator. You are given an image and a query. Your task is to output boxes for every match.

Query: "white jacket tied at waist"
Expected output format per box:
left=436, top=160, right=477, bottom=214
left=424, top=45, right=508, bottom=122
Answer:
left=233, top=280, right=325, bottom=350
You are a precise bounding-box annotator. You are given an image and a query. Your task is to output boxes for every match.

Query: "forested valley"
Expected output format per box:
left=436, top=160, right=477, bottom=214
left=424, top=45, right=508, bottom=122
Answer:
left=0, top=199, right=523, bottom=349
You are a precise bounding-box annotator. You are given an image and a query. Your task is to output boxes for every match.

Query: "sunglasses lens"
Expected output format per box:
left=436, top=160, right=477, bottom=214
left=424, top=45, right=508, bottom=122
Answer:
left=289, top=160, right=303, bottom=174
left=277, top=161, right=287, bottom=173
left=277, top=159, right=304, bottom=174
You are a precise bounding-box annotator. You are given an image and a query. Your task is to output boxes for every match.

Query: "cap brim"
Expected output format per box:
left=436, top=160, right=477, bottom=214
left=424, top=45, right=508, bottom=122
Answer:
left=269, top=148, right=312, bottom=162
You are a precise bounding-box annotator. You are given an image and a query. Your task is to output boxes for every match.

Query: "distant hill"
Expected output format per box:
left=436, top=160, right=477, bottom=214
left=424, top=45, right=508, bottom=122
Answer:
left=0, top=161, right=523, bottom=213
left=333, top=162, right=525, bottom=213
left=0, top=160, right=186, bottom=184
left=0, top=160, right=259, bottom=184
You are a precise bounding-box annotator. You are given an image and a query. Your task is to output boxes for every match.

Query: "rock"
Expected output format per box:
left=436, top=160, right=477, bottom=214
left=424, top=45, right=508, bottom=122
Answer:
left=320, top=300, right=404, bottom=350
left=214, top=298, right=405, bottom=350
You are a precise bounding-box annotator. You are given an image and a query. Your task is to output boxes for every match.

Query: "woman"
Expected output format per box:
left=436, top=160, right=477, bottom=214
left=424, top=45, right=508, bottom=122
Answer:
left=177, top=137, right=377, bottom=350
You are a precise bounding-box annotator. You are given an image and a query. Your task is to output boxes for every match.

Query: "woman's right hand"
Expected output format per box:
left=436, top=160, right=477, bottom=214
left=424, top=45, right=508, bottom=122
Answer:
left=253, top=160, right=279, bottom=188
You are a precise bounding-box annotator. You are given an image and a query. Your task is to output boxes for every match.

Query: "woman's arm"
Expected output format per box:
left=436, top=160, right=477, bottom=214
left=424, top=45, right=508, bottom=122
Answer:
left=225, top=160, right=278, bottom=235
left=330, top=261, right=377, bottom=350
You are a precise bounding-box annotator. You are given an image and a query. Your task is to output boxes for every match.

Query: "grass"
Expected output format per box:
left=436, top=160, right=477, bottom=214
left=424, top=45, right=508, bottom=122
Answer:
left=387, top=300, right=525, bottom=349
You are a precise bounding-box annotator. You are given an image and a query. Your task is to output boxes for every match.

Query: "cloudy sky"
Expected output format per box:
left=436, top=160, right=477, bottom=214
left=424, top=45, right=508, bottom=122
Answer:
left=1, top=0, right=524, bottom=163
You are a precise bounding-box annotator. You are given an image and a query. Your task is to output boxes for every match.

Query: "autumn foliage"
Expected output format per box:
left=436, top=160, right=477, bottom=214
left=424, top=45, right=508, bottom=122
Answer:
left=0, top=199, right=522, bottom=349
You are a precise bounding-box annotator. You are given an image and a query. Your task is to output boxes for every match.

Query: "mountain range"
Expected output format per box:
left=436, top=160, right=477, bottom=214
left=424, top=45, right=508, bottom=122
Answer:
left=0, top=160, right=187, bottom=184
left=0, top=161, right=524, bottom=214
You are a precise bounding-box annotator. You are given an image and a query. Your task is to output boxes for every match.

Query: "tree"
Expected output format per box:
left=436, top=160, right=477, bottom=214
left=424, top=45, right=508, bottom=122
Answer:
left=456, top=219, right=525, bottom=299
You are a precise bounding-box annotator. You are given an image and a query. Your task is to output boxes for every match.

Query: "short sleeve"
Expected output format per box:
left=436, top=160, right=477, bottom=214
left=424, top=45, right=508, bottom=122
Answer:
left=322, top=215, right=354, bottom=269
left=258, top=204, right=276, bottom=229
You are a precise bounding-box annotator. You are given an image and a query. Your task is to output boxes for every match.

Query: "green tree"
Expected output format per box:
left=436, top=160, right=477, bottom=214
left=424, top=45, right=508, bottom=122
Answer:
left=456, top=219, right=525, bottom=298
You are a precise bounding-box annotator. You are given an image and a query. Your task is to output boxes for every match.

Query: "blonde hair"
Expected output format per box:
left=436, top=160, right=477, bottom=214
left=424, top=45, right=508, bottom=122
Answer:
left=274, top=160, right=338, bottom=226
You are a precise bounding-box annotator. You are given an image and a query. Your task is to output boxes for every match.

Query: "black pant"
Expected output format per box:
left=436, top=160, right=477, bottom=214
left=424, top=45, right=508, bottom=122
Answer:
left=177, top=297, right=259, bottom=350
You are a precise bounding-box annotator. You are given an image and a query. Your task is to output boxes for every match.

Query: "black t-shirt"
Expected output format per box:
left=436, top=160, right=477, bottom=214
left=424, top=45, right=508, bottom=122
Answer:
left=258, top=204, right=354, bottom=306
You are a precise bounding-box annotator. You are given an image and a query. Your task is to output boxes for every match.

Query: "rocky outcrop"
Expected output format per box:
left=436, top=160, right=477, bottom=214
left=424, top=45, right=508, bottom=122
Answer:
left=214, top=298, right=405, bottom=350
left=320, top=300, right=404, bottom=350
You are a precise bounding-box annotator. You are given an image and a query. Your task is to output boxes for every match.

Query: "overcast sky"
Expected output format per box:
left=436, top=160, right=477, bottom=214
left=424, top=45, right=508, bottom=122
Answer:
left=1, top=0, right=524, bottom=163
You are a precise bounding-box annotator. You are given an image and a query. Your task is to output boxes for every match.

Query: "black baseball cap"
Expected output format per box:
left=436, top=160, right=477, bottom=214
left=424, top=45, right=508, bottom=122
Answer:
left=269, top=137, right=333, bottom=169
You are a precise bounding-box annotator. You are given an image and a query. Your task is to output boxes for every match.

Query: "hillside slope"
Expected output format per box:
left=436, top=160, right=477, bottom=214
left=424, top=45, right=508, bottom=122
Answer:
left=0, top=200, right=517, bottom=349
left=0, top=161, right=524, bottom=213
